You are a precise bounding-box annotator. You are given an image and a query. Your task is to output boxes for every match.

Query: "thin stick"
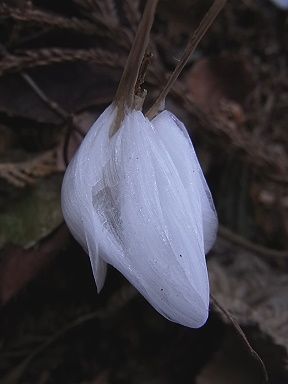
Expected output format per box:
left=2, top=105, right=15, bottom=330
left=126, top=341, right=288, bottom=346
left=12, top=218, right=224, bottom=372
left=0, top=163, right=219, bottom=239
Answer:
left=218, top=225, right=288, bottom=260
left=21, top=72, right=85, bottom=135
left=21, top=72, right=69, bottom=121
left=111, top=0, right=158, bottom=135
left=211, top=294, right=269, bottom=383
left=146, top=0, right=227, bottom=119
left=21, top=72, right=85, bottom=166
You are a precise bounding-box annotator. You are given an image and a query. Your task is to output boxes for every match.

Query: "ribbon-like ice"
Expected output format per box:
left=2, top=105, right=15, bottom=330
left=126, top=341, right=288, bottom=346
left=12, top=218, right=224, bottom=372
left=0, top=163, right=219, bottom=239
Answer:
left=61, top=105, right=218, bottom=328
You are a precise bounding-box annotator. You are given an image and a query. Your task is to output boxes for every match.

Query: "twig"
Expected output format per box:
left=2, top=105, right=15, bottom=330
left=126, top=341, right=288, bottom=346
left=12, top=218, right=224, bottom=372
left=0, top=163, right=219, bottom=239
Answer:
left=21, top=72, right=70, bottom=121
left=135, top=51, right=153, bottom=97
left=146, top=0, right=227, bottom=119
left=0, top=42, right=86, bottom=168
left=218, top=225, right=288, bottom=260
left=211, top=294, right=269, bottom=383
left=20, top=72, right=86, bottom=166
left=21, top=72, right=84, bottom=136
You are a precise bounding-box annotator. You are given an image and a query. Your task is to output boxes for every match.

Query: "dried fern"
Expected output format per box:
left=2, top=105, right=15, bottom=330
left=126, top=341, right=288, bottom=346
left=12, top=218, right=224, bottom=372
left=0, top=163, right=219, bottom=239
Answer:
left=0, top=150, right=59, bottom=187
left=73, top=0, right=132, bottom=49
left=0, top=48, right=125, bottom=76
left=123, top=0, right=141, bottom=29
left=0, top=4, right=99, bottom=35
left=96, top=0, right=119, bottom=26
left=1, top=3, right=130, bottom=50
left=72, top=0, right=99, bottom=11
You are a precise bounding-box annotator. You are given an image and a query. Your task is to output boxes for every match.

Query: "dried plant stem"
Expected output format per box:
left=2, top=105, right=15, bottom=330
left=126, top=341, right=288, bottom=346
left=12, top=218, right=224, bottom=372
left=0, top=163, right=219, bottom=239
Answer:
left=211, top=295, right=269, bottom=383
left=21, top=73, right=70, bottom=121
left=146, top=0, right=227, bottom=119
left=218, top=225, right=288, bottom=260
left=21, top=72, right=85, bottom=167
left=111, top=0, right=159, bottom=135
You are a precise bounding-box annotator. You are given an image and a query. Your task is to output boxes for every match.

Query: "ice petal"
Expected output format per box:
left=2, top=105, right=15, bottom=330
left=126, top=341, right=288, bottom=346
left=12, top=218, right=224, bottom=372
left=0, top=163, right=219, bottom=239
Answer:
left=62, top=106, right=213, bottom=327
left=61, top=105, right=117, bottom=291
left=92, top=111, right=209, bottom=327
left=152, top=111, right=218, bottom=253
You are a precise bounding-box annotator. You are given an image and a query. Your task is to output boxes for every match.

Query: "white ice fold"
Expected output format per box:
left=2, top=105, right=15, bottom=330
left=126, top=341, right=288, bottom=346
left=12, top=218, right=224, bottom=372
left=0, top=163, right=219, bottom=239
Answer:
left=61, top=104, right=218, bottom=328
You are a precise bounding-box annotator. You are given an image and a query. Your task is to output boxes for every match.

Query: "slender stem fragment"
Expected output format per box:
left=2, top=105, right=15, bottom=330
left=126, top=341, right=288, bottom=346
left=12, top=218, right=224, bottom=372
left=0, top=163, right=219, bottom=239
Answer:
left=111, top=0, right=158, bottom=135
left=21, top=72, right=69, bottom=121
left=146, top=0, right=227, bottom=119
left=211, top=295, right=269, bottom=383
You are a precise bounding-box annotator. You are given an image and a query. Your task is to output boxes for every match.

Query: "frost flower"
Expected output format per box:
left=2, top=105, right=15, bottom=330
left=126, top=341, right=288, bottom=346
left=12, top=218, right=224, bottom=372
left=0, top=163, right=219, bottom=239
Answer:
left=61, top=104, right=218, bottom=328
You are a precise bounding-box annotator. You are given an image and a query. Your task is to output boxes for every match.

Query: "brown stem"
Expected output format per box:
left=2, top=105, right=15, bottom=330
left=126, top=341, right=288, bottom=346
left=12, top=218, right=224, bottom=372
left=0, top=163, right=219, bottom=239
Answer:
left=111, top=0, right=159, bottom=135
left=146, top=0, right=227, bottom=119
left=218, top=225, right=288, bottom=261
left=21, top=72, right=69, bottom=121
left=211, top=294, right=269, bottom=383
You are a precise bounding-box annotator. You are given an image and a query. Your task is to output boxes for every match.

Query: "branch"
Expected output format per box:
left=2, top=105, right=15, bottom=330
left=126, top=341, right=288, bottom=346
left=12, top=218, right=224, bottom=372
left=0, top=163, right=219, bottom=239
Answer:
left=211, top=294, right=269, bottom=383
left=111, top=0, right=159, bottom=135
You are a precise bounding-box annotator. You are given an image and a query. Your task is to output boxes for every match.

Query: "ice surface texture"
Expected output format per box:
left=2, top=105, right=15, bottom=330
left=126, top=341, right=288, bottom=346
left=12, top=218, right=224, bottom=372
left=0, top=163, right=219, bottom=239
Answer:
left=61, top=104, right=218, bottom=328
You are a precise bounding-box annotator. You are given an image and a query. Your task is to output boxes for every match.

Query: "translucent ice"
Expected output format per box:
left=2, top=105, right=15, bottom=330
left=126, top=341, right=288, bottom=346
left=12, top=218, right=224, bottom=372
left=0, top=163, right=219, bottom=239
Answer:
left=61, top=104, right=218, bottom=328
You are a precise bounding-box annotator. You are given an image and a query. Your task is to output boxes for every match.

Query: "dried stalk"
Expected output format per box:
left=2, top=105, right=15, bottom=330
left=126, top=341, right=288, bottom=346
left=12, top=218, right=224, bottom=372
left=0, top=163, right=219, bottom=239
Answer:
left=211, top=295, right=269, bottom=383
left=146, top=0, right=227, bottom=119
left=111, top=0, right=159, bottom=135
left=218, top=225, right=288, bottom=260
left=21, top=73, right=70, bottom=122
